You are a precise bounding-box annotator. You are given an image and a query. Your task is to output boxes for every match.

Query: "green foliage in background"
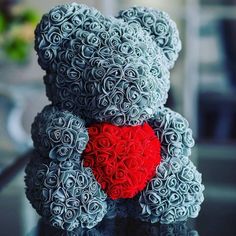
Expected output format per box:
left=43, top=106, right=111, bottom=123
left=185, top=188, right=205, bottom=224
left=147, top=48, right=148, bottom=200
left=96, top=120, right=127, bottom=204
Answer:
left=0, top=12, right=6, bottom=33
left=0, top=7, right=40, bottom=63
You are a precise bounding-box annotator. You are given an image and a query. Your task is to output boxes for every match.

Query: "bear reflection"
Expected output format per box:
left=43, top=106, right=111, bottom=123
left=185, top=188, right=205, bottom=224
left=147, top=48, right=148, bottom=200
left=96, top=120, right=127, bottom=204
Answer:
left=32, top=217, right=199, bottom=236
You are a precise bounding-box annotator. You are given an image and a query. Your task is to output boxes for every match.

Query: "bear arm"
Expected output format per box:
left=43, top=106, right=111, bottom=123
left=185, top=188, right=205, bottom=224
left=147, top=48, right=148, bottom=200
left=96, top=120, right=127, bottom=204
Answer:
left=31, top=105, right=89, bottom=162
left=25, top=150, right=108, bottom=230
left=148, top=106, right=195, bottom=161
left=136, top=107, right=204, bottom=224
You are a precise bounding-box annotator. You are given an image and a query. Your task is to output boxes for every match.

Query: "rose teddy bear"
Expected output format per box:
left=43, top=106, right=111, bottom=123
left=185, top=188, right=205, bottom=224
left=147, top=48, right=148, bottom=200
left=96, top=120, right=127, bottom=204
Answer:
left=25, top=3, right=204, bottom=231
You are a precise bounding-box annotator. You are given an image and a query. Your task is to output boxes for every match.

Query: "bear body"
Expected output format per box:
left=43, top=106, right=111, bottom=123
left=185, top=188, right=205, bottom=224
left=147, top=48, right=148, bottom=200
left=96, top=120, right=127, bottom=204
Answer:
left=25, top=3, right=204, bottom=231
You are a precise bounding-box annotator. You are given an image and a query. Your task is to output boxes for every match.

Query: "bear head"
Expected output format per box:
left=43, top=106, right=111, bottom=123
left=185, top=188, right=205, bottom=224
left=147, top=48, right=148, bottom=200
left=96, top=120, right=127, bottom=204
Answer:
left=35, top=3, right=181, bottom=126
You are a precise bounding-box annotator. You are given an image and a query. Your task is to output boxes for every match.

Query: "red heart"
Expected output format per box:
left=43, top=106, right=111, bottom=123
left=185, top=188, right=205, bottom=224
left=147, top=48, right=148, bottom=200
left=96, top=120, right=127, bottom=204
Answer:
left=83, top=122, right=161, bottom=200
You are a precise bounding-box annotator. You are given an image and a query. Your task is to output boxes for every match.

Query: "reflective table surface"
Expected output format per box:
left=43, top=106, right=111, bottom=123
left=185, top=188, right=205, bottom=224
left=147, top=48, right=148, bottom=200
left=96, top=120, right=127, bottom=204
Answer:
left=0, top=150, right=236, bottom=236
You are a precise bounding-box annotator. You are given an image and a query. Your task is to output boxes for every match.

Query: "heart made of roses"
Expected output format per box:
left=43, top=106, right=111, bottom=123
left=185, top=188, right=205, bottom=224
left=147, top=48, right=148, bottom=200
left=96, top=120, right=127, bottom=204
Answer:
left=83, top=122, right=161, bottom=200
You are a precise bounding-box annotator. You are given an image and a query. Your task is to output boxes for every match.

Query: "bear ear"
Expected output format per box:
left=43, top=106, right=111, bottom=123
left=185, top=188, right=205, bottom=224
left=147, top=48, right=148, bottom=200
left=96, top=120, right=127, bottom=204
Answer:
left=117, top=7, right=181, bottom=69
left=34, top=3, right=104, bottom=71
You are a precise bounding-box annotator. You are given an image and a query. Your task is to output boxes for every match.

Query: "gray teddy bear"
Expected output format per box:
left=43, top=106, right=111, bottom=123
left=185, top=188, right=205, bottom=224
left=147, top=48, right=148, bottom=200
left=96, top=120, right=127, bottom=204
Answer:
left=25, top=3, right=204, bottom=231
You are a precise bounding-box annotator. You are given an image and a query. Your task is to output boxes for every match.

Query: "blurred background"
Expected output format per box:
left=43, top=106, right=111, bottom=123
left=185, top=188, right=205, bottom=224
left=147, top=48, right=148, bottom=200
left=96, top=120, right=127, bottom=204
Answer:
left=0, top=0, right=236, bottom=235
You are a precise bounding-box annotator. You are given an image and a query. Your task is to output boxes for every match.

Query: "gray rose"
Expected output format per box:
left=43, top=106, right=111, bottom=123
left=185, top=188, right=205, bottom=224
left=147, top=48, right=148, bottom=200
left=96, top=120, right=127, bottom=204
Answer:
left=170, top=114, right=188, bottom=133
left=166, top=175, right=178, bottom=191
left=64, top=50, right=75, bottom=62
left=86, top=33, right=101, bottom=47
left=50, top=201, right=65, bottom=216
left=142, top=12, right=155, bottom=27
left=48, top=127, right=62, bottom=143
left=109, top=23, right=122, bottom=36
left=57, top=62, right=69, bottom=76
left=121, top=8, right=138, bottom=19
left=157, top=187, right=169, bottom=197
left=188, top=205, right=200, bottom=218
left=66, top=67, right=81, bottom=81
left=189, top=182, right=201, bottom=195
left=52, top=187, right=67, bottom=202
left=44, top=171, right=59, bottom=188
left=49, top=145, right=73, bottom=161
left=150, top=178, right=163, bottom=191
left=87, top=200, right=103, bottom=214
left=49, top=7, right=67, bottom=23
left=152, top=19, right=169, bottom=36
left=103, top=106, right=120, bottom=118
left=80, top=214, right=89, bottom=228
left=84, top=81, right=98, bottom=95
left=64, top=208, right=77, bottom=223
left=81, top=45, right=96, bottom=58
left=145, top=191, right=162, bottom=205
left=107, top=66, right=123, bottom=78
left=51, top=117, right=67, bottom=128
left=118, top=42, right=134, bottom=55
left=169, top=192, right=183, bottom=206
left=91, top=67, right=106, bottom=80
left=113, top=55, right=126, bottom=66
left=194, top=171, right=202, bottom=183
left=59, top=161, right=74, bottom=171
left=47, top=27, right=63, bottom=45
left=61, top=22, right=74, bottom=36
left=50, top=216, right=63, bottom=229
left=106, top=36, right=121, bottom=49
left=84, top=18, right=102, bottom=31
left=183, top=128, right=195, bottom=148
left=77, top=172, right=89, bottom=189
left=111, top=114, right=126, bottom=126
left=120, top=101, right=132, bottom=113
left=66, top=197, right=80, bottom=209
left=72, top=56, right=86, bottom=70
left=111, top=91, right=124, bottom=105
left=124, top=66, right=139, bottom=80
left=169, top=157, right=182, bottom=173
left=178, top=166, right=194, bottom=183
left=89, top=181, right=99, bottom=194
left=70, top=38, right=82, bottom=52
left=160, top=207, right=176, bottom=224
left=98, top=46, right=112, bottom=59
left=157, top=162, right=170, bottom=179
left=167, top=143, right=185, bottom=158
left=40, top=48, right=55, bottom=64
left=162, top=128, right=182, bottom=145
left=61, top=129, right=77, bottom=147
left=129, top=105, right=141, bottom=119
left=178, top=182, right=189, bottom=195
left=71, top=13, right=84, bottom=26
left=175, top=206, right=188, bottom=221
left=102, top=76, right=116, bottom=92
left=155, top=200, right=168, bottom=216
left=80, top=190, right=92, bottom=204
left=150, top=64, right=163, bottom=79
left=62, top=172, right=77, bottom=190
left=98, top=31, right=109, bottom=40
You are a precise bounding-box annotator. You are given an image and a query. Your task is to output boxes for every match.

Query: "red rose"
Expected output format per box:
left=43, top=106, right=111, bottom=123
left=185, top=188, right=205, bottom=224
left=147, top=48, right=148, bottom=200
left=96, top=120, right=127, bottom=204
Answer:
left=88, top=126, right=100, bottom=136
left=96, top=151, right=110, bottom=163
left=109, top=185, right=123, bottom=200
left=83, top=155, right=95, bottom=167
left=96, top=136, right=113, bottom=149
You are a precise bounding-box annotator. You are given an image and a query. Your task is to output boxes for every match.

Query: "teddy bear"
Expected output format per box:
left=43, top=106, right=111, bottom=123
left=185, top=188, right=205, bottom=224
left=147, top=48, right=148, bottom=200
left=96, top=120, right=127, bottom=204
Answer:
left=25, top=3, right=204, bottom=231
